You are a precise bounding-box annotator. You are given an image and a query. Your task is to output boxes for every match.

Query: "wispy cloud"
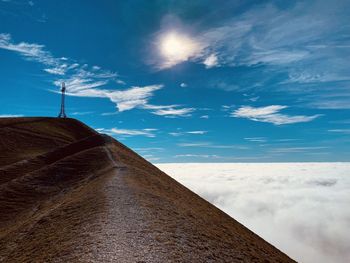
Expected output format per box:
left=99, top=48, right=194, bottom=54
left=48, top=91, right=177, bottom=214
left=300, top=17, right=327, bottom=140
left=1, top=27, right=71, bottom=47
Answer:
left=134, top=147, right=164, bottom=152
left=151, top=3, right=327, bottom=69
left=0, top=33, right=119, bottom=82
left=105, top=85, right=163, bottom=112
left=97, top=127, right=157, bottom=137
left=244, top=137, right=267, bottom=143
left=142, top=154, right=160, bottom=162
left=175, top=154, right=219, bottom=158
left=276, top=139, right=300, bottom=142
left=70, top=111, right=94, bottom=116
left=0, top=114, right=24, bottom=117
left=248, top=96, right=259, bottom=102
left=328, top=129, right=350, bottom=134
left=187, top=130, right=207, bottom=135
left=203, top=54, right=219, bottom=68
left=44, top=66, right=66, bottom=75
left=151, top=107, right=195, bottom=117
left=169, top=130, right=207, bottom=136
left=285, top=72, right=350, bottom=84
left=1, top=33, right=195, bottom=117
left=232, top=105, right=321, bottom=125
left=0, top=33, right=60, bottom=68
left=177, top=142, right=210, bottom=147
left=268, top=146, right=329, bottom=154
left=178, top=142, right=248, bottom=150
left=150, top=1, right=350, bottom=108
left=307, top=99, right=350, bottom=110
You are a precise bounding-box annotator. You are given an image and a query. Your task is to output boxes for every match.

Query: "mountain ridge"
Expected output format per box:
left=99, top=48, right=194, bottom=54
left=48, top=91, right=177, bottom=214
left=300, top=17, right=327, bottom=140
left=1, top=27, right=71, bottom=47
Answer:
left=0, top=117, right=295, bottom=262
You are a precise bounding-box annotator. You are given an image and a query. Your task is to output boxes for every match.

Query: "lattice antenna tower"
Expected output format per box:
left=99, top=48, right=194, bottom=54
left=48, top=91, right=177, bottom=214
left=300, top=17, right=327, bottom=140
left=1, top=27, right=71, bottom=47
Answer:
left=58, top=82, right=67, bottom=118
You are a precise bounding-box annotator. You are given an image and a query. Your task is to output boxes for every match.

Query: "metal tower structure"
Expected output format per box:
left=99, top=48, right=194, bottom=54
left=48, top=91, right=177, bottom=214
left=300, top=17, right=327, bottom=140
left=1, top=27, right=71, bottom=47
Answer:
left=58, top=82, right=67, bottom=118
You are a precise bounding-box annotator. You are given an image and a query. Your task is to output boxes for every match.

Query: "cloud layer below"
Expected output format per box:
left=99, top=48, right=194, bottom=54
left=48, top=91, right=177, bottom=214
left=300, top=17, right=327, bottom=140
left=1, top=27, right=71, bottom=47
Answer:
left=156, top=163, right=350, bottom=263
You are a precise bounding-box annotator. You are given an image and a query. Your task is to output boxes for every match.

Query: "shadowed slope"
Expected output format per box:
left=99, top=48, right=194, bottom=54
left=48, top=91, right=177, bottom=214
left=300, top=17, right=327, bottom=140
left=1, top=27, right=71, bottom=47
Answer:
left=0, top=118, right=295, bottom=262
left=0, top=117, right=96, bottom=167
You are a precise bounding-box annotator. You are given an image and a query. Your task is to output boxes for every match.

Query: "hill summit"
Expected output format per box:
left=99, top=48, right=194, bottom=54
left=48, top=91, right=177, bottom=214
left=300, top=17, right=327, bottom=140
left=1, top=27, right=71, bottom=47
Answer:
left=0, top=117, right=294, bottom=262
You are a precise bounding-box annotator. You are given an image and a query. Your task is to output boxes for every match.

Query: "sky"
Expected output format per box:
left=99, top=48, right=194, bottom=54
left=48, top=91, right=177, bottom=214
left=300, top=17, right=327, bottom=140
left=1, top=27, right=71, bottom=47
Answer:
left=0, top=0, right=350, bottom=162
left=158, top=163, right=350, bottom=263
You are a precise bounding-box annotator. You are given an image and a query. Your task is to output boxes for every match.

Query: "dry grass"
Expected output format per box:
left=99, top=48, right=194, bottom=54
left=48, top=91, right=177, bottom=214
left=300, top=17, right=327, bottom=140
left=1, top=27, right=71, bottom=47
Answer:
left=0, top=117, right=295, bottom=262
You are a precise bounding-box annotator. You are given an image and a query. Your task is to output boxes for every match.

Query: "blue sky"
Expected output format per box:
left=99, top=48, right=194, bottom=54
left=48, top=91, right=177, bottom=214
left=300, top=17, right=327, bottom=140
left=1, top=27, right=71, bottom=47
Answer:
left=0, top=0, right=349, bottom=162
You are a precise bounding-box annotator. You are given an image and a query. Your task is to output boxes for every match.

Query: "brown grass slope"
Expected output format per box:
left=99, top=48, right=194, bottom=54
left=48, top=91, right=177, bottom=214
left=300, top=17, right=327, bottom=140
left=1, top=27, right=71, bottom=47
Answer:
left=0, top=117, right=295, bottom=263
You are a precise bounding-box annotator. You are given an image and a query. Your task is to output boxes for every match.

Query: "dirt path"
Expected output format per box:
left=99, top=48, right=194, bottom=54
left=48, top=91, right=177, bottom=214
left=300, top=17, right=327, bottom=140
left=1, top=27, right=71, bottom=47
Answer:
left=0, top=163, right=168, bottom=262
left=0, top=118, right=295, bottom=262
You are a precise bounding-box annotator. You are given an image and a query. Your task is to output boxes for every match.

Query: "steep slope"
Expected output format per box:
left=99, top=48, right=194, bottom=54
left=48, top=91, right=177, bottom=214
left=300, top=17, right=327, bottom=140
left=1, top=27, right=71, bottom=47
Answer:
left=0, top=117, right=295, bottom=262
left=0, top=117, right=96, bottom=166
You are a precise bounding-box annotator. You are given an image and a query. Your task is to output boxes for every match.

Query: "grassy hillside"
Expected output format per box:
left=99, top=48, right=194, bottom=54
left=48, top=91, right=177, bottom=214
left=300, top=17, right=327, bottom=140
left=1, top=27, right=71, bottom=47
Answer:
left=0, top=117, right=295, bottom=262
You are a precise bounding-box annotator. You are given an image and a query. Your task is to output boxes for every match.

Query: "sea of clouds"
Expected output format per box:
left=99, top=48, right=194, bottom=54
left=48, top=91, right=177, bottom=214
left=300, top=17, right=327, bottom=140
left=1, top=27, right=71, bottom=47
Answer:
left=156, top=163, right=350, bottom=263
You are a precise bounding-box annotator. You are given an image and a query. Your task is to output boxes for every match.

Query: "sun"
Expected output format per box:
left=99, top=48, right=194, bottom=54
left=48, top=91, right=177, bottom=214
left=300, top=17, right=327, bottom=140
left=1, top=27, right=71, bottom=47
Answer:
left=159, top=31, right=199, bottom=67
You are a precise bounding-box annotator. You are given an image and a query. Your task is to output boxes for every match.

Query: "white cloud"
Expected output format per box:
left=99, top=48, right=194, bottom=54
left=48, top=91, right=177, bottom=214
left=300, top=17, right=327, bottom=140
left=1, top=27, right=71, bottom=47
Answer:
left=248, top=96, right=259, bottom=102
left=268, top=146, right=329, bottom=154
left=55, top=78, right=193, bottom=116
left=328, top=129, right=350, bottom=134
left=208, top=145, right=249, bottom=149
left=169, top=132, right=182, bottom=137
left=187, top=130, right=207, bottom=135
left=308, top=99, right=350, bottom=110
left=169, top=130, right=207, bottom=136
left=44, top=65, right=68, bottom=75
left=180, top=82, right=187, bottom=88
left=106, top=85, right=163, bottom=112
left=276, top=139, right=300, bottom=142
left=134, top=147, right=164, bottom=152
left=285, top=72, right=350, bottom=84
left=152, top=5, right=314, bottom=69
left=116, top=79, right=126, bottom=85
left=175, top=154, right=219, bottom=158
left=70, top=111, right=94, bottom=116
left=203, top=54, right=219, bottom=68
left=177, top=142, right=210, bottom=147
left=0, top=33, right=122, bottom=85
left=100, top=112, right=118, bottom=116
left=0, top=34, right=181, bottom=115
left=178, top=142, right=248, bottom=150
left=149, top=0, right=350, bottom=113
left=0, top=114, right=24, bottom=117
left=245, top=50, right=308, bottom=66
left=142, top=154, right=160, bottom=162
left=0, top=34, right=196, bottom=117
left=157, top=163, right=350, bottom=263
left=97, top=127, right=157, bottom=137
left=0, top=33, right=59, bottom=68
left=151, top=107, right=195, bottom=117
left=232, top=105, right=321, bottom=125
left=55, top=78, right=108, bottom=94
left=200, top=115, right=209, bottom=119
left=244, top=137, right=267, bottom=143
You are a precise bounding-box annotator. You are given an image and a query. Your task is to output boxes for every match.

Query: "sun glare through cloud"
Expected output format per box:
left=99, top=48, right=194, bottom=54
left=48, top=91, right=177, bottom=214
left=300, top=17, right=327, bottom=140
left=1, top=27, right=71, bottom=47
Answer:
left=158, top=31, right=201, bottom=68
